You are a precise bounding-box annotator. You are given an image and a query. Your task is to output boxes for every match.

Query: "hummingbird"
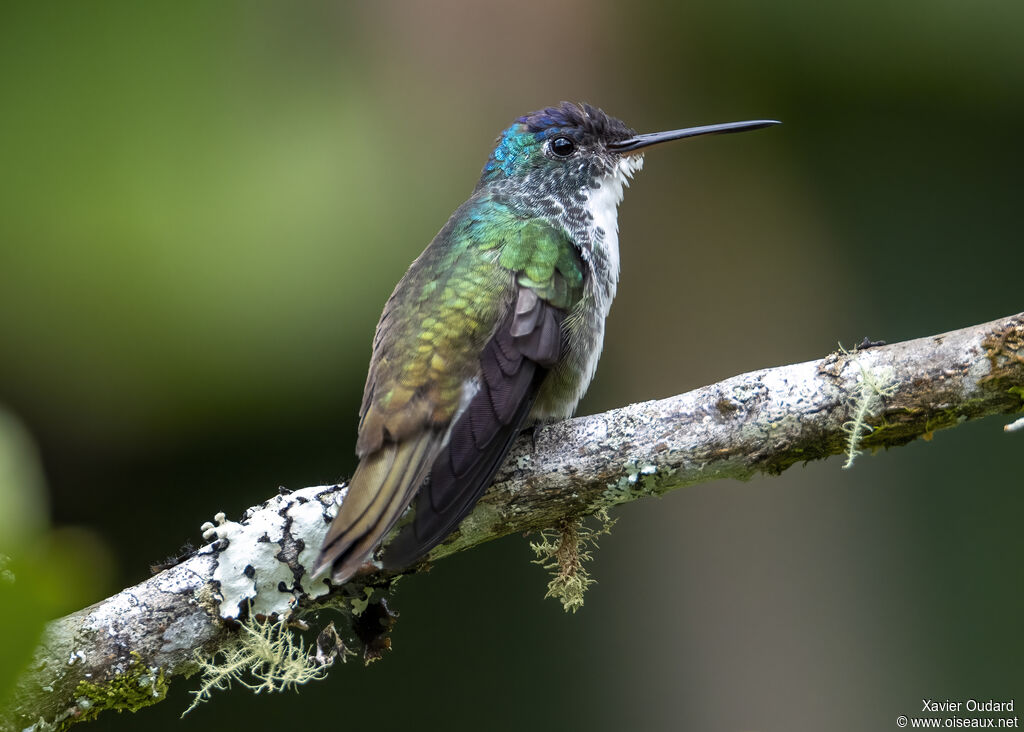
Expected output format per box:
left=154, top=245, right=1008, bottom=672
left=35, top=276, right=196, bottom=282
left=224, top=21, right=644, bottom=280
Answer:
left=316, top=102, right=778, bottom=583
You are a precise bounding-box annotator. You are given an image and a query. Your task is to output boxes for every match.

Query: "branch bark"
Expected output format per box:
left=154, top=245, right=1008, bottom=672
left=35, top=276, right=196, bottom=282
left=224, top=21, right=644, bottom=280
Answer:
left=4, top=312, right=1022, bottom=731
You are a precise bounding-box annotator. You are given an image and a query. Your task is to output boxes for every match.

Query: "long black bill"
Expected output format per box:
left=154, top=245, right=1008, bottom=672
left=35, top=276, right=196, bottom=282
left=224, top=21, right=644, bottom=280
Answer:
left=608, top=119, right=780, bottom=154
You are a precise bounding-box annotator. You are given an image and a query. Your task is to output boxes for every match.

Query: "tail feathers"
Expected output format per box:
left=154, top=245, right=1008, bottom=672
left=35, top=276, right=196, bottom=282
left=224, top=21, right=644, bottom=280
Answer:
left=317, top=432, right=439, bottom=584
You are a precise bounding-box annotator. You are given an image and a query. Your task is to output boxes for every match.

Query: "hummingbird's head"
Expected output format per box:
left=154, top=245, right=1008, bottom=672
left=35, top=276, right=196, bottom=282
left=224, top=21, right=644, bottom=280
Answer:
left=476, top=102, right=779, bottom=224
left=477, top=102, right=641, bottom=204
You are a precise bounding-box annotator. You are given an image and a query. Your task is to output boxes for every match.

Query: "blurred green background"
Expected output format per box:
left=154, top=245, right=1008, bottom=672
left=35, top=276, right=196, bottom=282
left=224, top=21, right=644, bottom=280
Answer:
left=1, top=1, right=1022, bottom=730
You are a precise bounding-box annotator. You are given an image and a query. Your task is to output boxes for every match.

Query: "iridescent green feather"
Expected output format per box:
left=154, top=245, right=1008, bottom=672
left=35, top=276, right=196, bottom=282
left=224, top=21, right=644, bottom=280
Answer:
left=356, top=196, right=584, bottom=457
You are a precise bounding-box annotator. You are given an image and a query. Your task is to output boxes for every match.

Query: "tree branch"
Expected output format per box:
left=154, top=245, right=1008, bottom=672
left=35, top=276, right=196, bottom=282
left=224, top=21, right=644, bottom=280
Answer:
left=4, top=312, right=1022, bottom=731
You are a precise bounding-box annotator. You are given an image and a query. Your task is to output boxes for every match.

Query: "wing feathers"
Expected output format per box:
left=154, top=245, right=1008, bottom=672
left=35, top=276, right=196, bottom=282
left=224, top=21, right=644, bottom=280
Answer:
left=516, top=304, right=561, bottom=366
left=318, top=289, right=563, bottom=583
left=381, top=289, right=566, bottom=571
left=510, top=288, right=541, bottom=336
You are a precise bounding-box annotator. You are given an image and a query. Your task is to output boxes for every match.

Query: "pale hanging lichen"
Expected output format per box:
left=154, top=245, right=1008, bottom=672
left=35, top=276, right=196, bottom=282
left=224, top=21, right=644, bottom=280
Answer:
left=840, top=345, right=897, bottom=469
left=183, top=614, right=346, bottom=717
left=530, top=508, right=616, bottom=613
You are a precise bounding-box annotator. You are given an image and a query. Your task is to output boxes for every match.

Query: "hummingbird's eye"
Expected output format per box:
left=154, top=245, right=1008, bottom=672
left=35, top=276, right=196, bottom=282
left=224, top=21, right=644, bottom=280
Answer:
left=550, top=136, right=576, bottom=157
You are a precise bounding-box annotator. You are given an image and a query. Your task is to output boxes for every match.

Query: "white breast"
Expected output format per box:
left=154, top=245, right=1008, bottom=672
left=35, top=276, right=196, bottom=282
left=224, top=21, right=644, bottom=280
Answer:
left=585, top=154, right=644, bottom=312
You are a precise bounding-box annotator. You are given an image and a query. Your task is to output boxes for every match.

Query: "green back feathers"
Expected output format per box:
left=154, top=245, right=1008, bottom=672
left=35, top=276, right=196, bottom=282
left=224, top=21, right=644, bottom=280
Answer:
left=356, top=197, right=584, bottom=456
left=497, top=218, right=583, bottom=310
